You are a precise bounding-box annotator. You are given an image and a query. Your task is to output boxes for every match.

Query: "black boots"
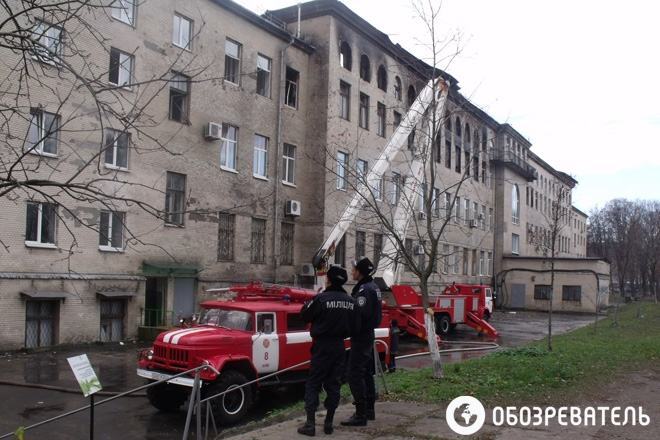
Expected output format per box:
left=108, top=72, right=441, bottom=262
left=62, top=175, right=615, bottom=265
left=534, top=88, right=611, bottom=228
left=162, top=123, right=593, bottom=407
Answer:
left=340, top=402, right=367, bottom=426
left=298, top=410, right=316, bottom=436
left=323, top=409, right=335, bottom=435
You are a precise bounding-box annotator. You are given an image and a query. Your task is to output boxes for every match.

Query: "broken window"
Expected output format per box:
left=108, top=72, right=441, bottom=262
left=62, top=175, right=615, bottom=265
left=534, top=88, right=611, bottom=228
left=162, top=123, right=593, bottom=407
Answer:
left=339, top=41, right=352, bottom=70
left=394, top=76, right=402, bottom=101
left=339, top=81, right=350, bottom=120
left=165, top=171, right=186, bottom=225
left=109, top=47, right=133, bottom=87
left=359, top=93, right=369, bottom=129
left=217, top=212, right=235, bottom=261
left=251, top=218, right=267, bottom=263
left=99, top=211, right=125, bottom=250
left=285, top=66, right=299, bottom=108
left=280, top=222, right=294, bottom=265
left=172, top=13, right=192, bottom=50
left=224, top=39, right=241, bottom=84
left=256, top=54, right=271, bottom=97
left=104, top=128, right=129, bottom=169
left=27, top=109, right=59, bottom=156
left=169, top=72, right=190, bottom=123
left=25, top=202, right=56, bottom=246
left=377, top=65, right=387, bottom=91
left=359, top=54, right=371, bottom=81
left=377, top=102, right=386, bottom=137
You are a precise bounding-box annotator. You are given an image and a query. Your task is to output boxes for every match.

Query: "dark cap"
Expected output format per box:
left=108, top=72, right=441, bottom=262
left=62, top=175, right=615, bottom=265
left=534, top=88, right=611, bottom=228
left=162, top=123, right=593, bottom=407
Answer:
left=352, top=257, right=374, bottom=276
left=326, top=265, right=348, bottom=286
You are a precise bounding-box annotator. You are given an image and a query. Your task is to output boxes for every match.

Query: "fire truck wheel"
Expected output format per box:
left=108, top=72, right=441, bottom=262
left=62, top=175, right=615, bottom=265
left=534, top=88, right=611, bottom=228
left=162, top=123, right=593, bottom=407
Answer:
left=205, top=370, right=253, bottom=425
left=146, top=382, right=188, bottom=412
left=434, top=314, right=452, bottom=335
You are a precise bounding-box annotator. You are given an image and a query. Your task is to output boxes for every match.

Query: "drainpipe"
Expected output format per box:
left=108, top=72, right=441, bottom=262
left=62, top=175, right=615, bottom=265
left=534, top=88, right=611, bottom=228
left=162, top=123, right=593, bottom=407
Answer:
left=272, top=36, right=295, bottom=283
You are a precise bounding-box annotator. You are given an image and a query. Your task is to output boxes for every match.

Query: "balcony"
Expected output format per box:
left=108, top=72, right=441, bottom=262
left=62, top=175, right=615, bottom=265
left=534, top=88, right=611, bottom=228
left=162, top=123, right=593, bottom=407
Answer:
left=490, top=148, right=538, bottom=181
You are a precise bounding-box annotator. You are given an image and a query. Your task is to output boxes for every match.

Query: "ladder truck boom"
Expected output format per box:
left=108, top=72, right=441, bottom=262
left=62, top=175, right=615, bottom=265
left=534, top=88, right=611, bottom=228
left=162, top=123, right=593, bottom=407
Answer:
left=311, top=77, right=450, bottom=278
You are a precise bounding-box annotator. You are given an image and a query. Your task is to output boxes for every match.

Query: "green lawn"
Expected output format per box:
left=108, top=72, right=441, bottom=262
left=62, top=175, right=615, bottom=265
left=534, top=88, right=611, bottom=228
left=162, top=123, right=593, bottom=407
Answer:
left=385, top=302, right=660, bottom=405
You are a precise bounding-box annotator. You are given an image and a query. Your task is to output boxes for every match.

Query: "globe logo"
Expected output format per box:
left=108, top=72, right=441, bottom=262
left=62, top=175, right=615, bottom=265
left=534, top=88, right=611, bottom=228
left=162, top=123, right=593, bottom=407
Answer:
left=446, top=396, right=486, bottom=435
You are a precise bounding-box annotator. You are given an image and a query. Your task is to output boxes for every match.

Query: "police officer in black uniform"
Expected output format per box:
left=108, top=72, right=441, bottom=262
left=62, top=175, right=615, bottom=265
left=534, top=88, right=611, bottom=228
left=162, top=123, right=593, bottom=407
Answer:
left=298, top=265, right=355, bottom=436
left=341, top=257, right=382, bottom=426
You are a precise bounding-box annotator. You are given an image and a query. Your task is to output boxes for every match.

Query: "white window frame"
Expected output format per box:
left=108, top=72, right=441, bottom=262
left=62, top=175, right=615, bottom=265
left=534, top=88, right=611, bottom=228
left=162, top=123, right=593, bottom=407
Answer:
left=373, top=176, right=383, bottom=201
left=109, top=47, right=133, bottom=88
left=104, top=129, right=129, bottom=170
left=512, top=233, right=520, bottom=255
left=253, top=134, right=269, bottom=179
left=356, top=159, right=368, bottom=183
left=32, top=20, right=62, bottom=64
left=512, top=184, right=520, bottom=224
left=464, top=198, right=470, bottom=226
left=220, top=123, right=238, bottom=171
left=25, top=202, right=57, bottom=248
left=224, top=39, right=242, bottom=85
left=172, top=13, right=192, bottom=50
left=256, top=54, right=272, bottom=97
left=390, top=172, right=401, bottom=205
left=282, top=143, right=296, bottom=185
left=99, top=211, right=125, bottom=252
left=433, top=188, right=441, bottom=217
left=28, top=110, right=59, bottom=157
left=111, top=0, right=135, bottom=26
left=336, top=151, right=348, bottom=191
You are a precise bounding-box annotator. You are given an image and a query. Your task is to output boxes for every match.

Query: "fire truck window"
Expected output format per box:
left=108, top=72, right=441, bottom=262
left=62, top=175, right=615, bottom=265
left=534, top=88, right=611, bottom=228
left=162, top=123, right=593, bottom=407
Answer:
left=486, top=289, right=492, bottom=298
left=287, top=313, right=307, bottom=332
left=257, top=313, right=275, bottom=334
left=200, top=309, right=252, bottom=331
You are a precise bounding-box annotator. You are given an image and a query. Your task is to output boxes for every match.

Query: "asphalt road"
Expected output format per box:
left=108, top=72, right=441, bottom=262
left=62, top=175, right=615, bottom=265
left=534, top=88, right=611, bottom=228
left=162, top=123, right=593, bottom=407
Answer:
left=0, top=310, right=594, bottom=439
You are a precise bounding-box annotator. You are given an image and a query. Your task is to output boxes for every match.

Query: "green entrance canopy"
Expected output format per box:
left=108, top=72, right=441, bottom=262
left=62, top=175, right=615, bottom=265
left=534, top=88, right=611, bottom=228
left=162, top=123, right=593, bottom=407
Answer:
left=141, top=262, right=199, bottom=277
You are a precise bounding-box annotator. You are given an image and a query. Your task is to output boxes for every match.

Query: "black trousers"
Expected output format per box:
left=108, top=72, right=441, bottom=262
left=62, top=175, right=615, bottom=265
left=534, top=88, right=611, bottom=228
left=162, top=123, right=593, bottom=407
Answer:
left=347, top=334, right=376, bottom=407
left=304, top=338, right=345, bottom=413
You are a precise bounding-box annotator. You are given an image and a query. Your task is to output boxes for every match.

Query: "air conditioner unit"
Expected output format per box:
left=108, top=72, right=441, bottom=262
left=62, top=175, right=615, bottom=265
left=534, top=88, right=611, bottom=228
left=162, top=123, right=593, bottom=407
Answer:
left=469, top=219, right=478, bottom=228
left=418, top=211, right=426, bottom=220
left=285, top=200, right=302, bottom=217
left=204, top=122, right=222, bottom=140
left=300, top=263, right=315, bottom=276
left=414, top=244, right=425, bottom=255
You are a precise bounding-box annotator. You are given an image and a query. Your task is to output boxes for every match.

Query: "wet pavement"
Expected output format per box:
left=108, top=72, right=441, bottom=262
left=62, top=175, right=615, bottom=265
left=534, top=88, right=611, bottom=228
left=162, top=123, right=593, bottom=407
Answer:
left=0, top=310, right=595, bottom=439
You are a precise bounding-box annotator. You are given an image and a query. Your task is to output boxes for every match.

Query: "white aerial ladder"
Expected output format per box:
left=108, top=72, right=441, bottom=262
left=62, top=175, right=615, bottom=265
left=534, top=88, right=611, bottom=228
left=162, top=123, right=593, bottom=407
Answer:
left=311, top=77, right=450, bottom=288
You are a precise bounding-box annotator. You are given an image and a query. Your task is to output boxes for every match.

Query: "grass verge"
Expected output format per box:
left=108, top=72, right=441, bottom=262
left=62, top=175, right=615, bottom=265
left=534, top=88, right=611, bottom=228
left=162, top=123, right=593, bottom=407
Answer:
left=385, top=302, right=660, bottom=405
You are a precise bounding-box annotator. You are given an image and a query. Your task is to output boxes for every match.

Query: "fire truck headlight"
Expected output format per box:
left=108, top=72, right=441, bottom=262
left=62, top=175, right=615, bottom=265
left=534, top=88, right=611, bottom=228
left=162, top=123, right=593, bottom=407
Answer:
left=146, top=349, right=154, bottom=360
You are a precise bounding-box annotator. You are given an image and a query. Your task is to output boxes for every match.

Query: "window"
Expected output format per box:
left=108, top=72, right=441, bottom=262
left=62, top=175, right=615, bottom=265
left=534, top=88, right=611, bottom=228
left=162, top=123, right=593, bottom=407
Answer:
left=442, top=244, right=450, bottom=274
left=393, top=111, right=401, bottom=128
left=356, top=158, right=368, bottom=183
left=219, top=123, right=238, bottom=171
left=472, top=249, right=478, bottom=276
left=100, top=299, right=125, bottom=342
left=373, top=233, right=383, bottom=265
left=282, top=143, right=296, bottom=184
left=473, top=157, right=479, bottom=181
left=452, top=246, right=460, bottom=274
left=394, top=76, right=402, bottom=101
left=26, top=202, right=56, bottom=246
left=169, top=72, right=190, bottom=123
left=455, top=146, right=461, bottom=173
left=251, top=218, right=267, bottom=263
left=336, top=151, right=348, bottom=190
left=256, top=54, right=271, bottom=97
left=377, top=102, right=386, bottom=137
left=359, top=54, right=371, bottom=81
left=465, top=151, right=471, bottom=176
left=111, top=0, right=135, bottom=25
left=512, top=184, right=520, bottom=224
left=455, top=196, right=461, bottom=222
left=534, top=285, right=552, bottom=300
left=339, top=41, right=352, bottom=70
left=32, top=20, right=62, bottom=63
left=217, top=212, right=235, bottom=261
left=377, top=65, right=387, bottom=91
left=334, top=236, right=346, bottom=266
left=280, top=222, right=295, bottom=265
left=257, top=313, right=275, bottom=333
left=479, top=251, right=485, bottom=275
left=27, top=110, right=59, bottom=156
left=108, top=48, right=133, bottom=87
left=359, top=93, right=369, bottom=129
left=99, top=211, right=124, bottom=251
left=445, top=193, right=451, bottom=219
left=433, top=188, right=441, bottom=217
left=285, top=67, right=299, bottom=108
left=390, top=172, right=401, bottom=205
left=103, top=129, right=129, bottom=169
left=355, top=231, right=366, bottom=260
left=464, top=198, right=470, bottom=226
left=165, top=172, right=186, bottom=225
left=445, top=117, right=452, bottom=169
left=462, top=248, right=469, bottom=275
left=339, top=81, right=350, bottom=120
left=489, top=207, right=494, bottom=230
left=407, top=85, right=416, bottom=107
left=172, top=13, right=192, bottom=50
left=253, top=134, right=268, bottom=178
left=482, top=127, right=488, bottom=151
left=224, top=39, right=241, bottom=84
left=481, top=161, right=487, bottom=184
left=287, top=313, right=307, bottom=331
left=434, top=131, right=442, bottom=164
left=405, top=238, right=413, bottom=271
left=373, top=176, right=384, bottom=201
left=25, top=301, right=58, bottom=348
left=487, top=252, right=493, bottom=276
left=480, top=205, right=486, bottom=229
left=473, top=202, right=479, bottom=225
left=512, top=233, right=520, bottom=255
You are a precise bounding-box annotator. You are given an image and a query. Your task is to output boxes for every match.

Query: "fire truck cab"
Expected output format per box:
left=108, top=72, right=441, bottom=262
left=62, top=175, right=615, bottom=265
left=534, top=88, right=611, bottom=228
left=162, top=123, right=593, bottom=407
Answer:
left=137, top=283, right=390, bottom=425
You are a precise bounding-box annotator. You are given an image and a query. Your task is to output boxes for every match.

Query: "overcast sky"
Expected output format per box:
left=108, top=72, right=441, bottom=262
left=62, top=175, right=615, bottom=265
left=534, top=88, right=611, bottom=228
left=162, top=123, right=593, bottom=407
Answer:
left=242, top=0, right=660, bottom=213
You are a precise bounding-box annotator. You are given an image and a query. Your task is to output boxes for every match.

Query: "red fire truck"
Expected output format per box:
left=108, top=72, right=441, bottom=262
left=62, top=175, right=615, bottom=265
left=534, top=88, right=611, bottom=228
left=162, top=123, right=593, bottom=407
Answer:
left=137, top=283, right=390, bottom=424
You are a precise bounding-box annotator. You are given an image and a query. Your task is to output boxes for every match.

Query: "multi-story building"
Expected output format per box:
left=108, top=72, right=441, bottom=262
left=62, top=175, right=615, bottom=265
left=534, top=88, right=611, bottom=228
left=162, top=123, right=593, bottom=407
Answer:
left=0, top=0, right=608, bottom=350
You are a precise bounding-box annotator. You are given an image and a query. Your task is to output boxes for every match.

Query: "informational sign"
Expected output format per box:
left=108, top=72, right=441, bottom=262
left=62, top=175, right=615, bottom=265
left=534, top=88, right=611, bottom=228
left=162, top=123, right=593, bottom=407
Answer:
left=67, top=354, right=102, bottom=397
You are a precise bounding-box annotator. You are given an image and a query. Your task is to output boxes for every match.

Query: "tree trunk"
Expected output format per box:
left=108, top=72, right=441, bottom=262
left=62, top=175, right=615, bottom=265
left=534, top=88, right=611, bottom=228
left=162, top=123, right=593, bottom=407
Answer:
left=420, top=281, right=443, bottom=379
left=548, top=255, right=555, bottom=352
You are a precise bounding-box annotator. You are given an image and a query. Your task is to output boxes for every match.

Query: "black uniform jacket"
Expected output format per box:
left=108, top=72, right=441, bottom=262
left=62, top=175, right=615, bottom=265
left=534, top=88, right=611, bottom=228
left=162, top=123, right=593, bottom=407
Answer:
left=350, top=276, right=383, bottom=337
left=301, top=286, right=355, bottom=339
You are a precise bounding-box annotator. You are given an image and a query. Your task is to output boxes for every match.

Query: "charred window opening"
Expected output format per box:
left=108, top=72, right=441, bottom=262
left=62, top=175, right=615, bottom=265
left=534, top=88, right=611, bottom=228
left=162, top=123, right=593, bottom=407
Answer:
left=339, top=41, right=352, bottom=70
left=359, top=54, right=371, bottom=82
left=377, top=65, right=387, bottom=91
left=407, top=85, right=416, bottom=107
left=285, top=66, right=299, bottom=108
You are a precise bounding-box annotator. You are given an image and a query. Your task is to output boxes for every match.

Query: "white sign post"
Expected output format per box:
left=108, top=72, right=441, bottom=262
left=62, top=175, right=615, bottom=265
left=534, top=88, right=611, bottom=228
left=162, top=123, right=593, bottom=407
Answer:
left=67, top=354, right=102, bottom=440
